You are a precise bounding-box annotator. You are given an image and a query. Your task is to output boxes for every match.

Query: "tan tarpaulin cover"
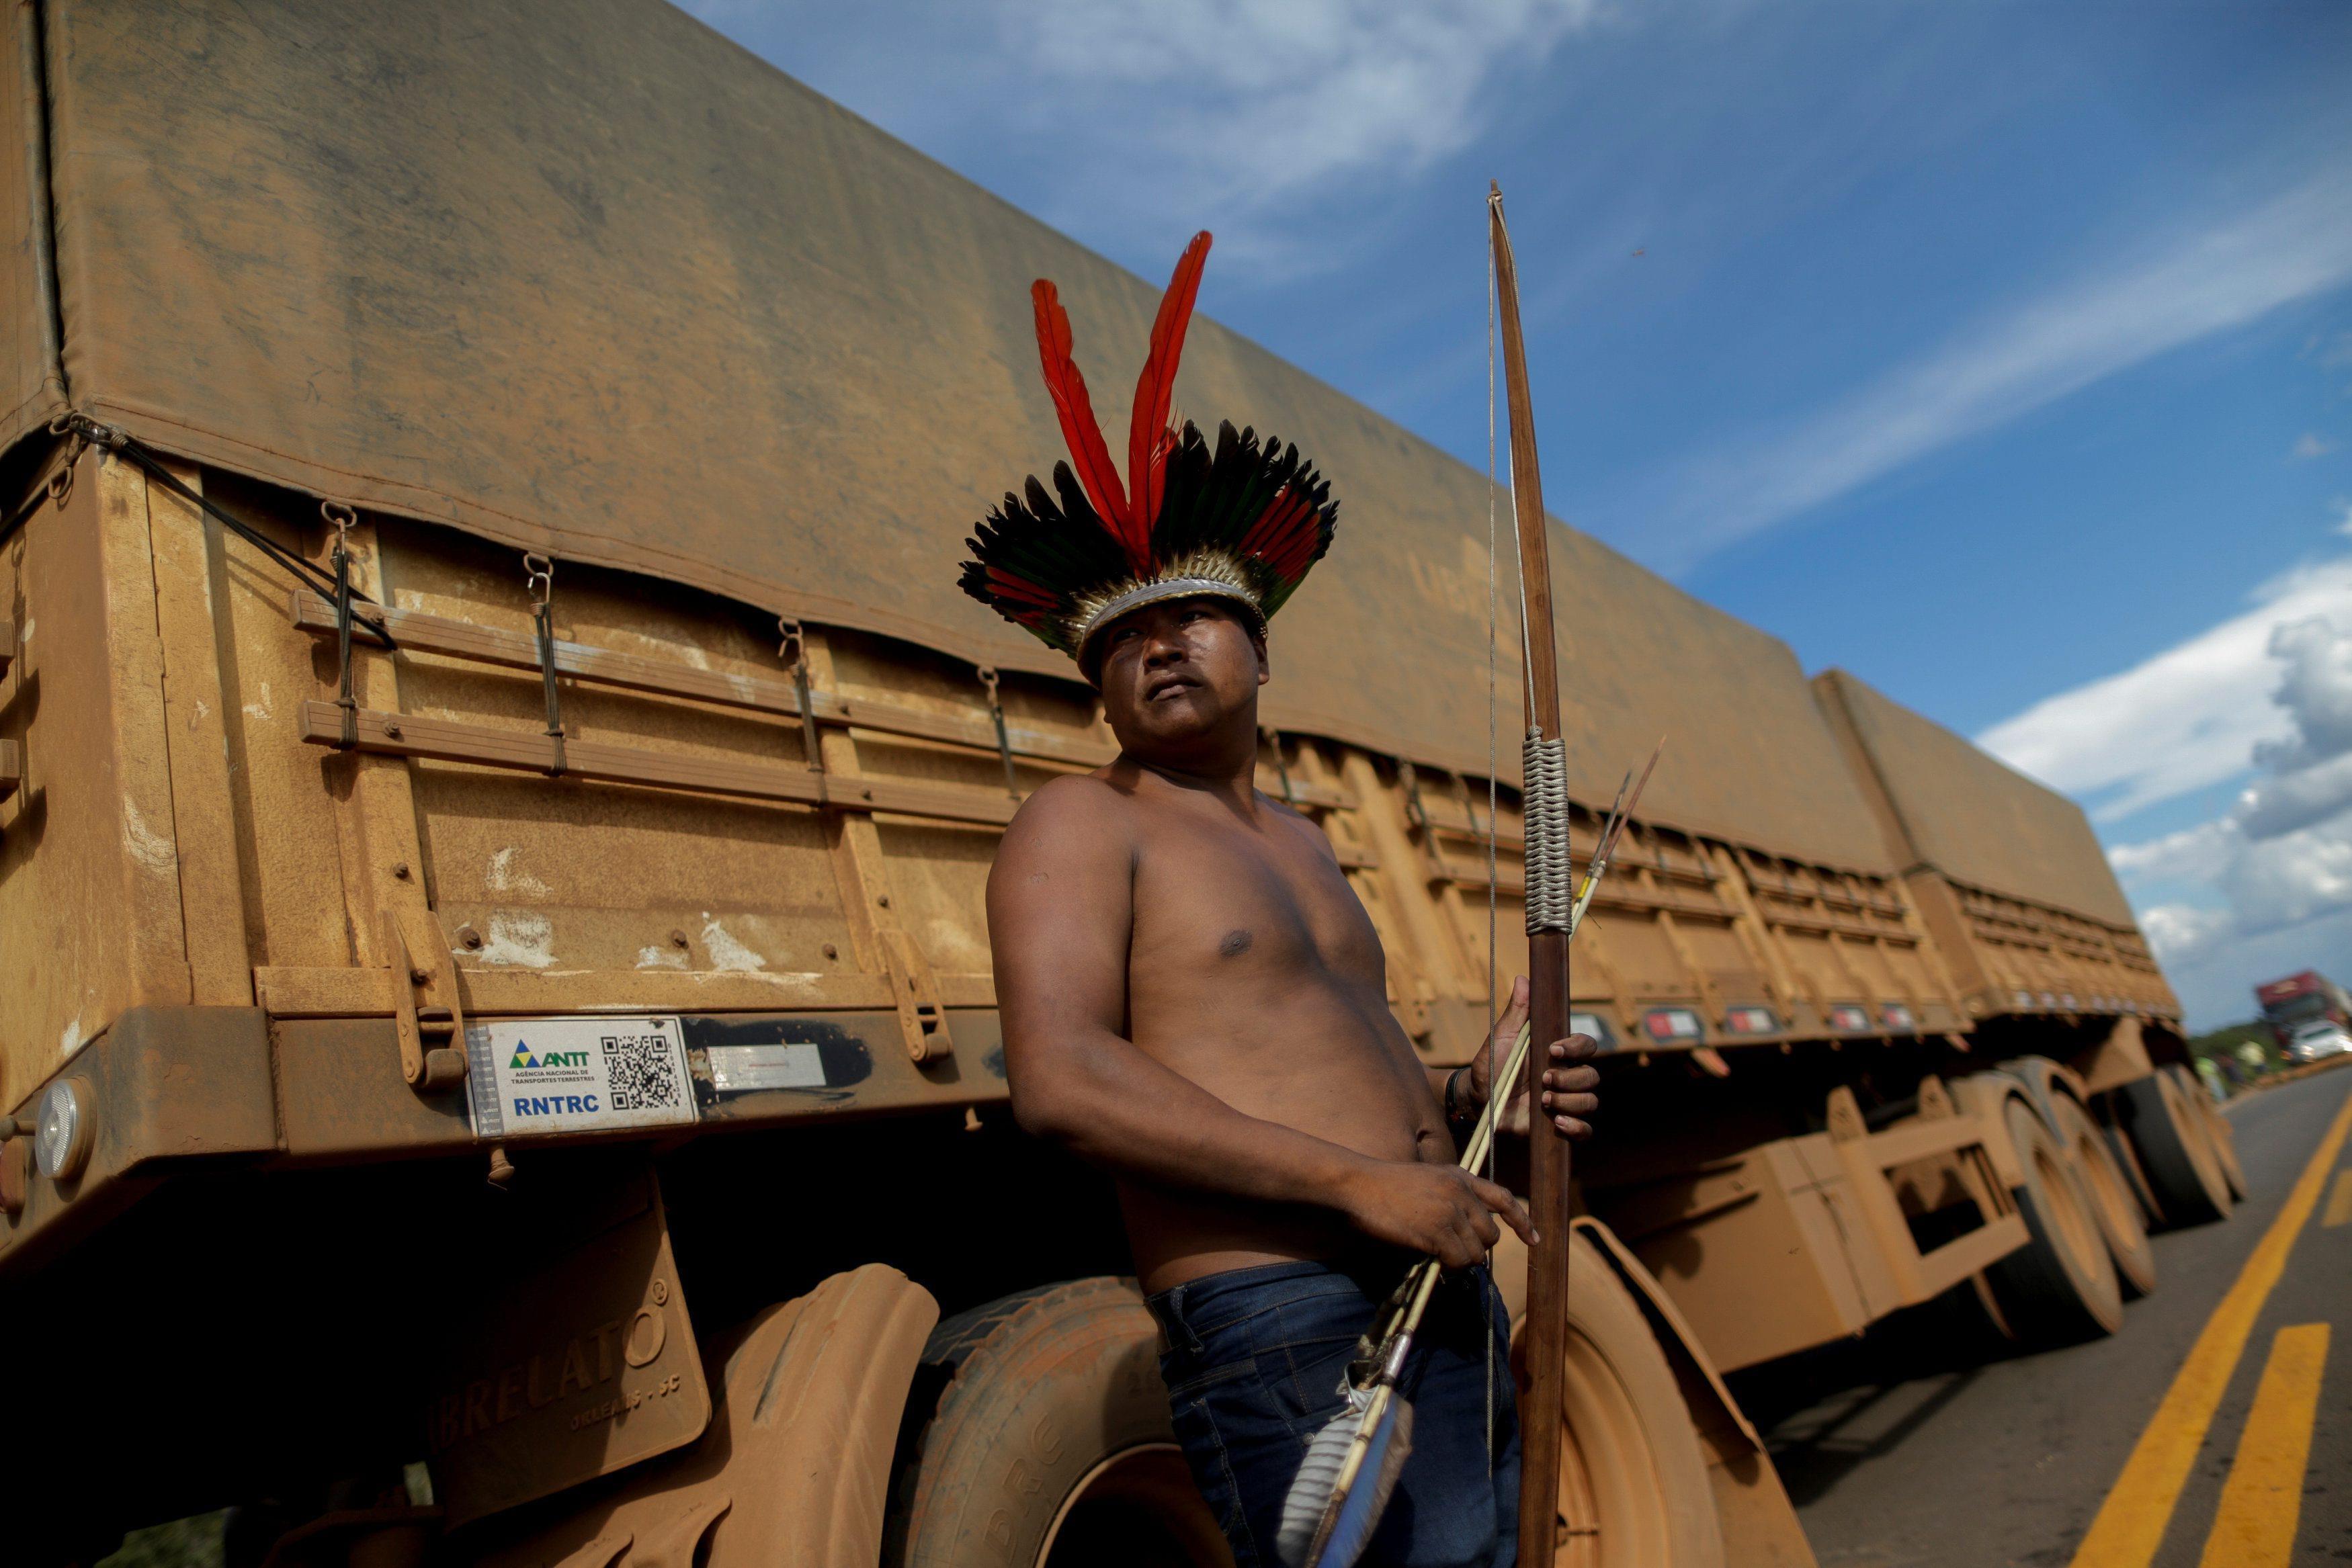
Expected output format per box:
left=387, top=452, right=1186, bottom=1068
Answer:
left=11, top=0, right=1897, bottom=871
left=0, top=18, right=58, bottom=453
left=1815, top=670, right=2136, bottom=927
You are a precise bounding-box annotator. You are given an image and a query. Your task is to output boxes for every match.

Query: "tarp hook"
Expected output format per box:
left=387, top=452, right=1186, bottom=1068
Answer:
left=976, top=664, right=1017, bottom=798
left=522, top=552, right=566, bottom=777
left=325, top=502, right=360, bottom=749
left=778, top=616, right=825, bottom=791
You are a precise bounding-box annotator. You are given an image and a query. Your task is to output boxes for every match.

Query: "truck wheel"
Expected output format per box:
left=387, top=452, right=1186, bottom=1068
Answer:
left=883, top=1277, right=1233, bottom=1568
left=2115, top=1071, right=2232, bottom=1225
left=2048, top=1093, right=2156, bottom=1297
left=1519, top=1231, right=1727, bottom=1568
left=1983, top=1096, right=2124, bottom=1340
left=2167, top=1065, right=2248, bottom=1201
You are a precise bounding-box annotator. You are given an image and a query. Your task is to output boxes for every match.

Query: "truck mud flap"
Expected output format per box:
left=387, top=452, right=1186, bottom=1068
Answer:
left=429, top=1158, right=712, bottom=1527
left=472, top=1263, right=938, bottom=1568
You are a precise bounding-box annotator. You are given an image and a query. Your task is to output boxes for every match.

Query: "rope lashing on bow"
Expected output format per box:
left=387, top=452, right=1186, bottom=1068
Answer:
left=1521, top=732, right=1573, bottom=934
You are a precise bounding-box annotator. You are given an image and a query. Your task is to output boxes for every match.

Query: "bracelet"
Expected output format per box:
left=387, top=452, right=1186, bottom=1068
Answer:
left=1443, top=1066, right=1475, bottom=1124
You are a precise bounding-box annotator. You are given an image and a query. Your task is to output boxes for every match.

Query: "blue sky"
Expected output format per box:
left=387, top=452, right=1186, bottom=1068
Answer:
left=687, top=1, right=2352, bottom=1029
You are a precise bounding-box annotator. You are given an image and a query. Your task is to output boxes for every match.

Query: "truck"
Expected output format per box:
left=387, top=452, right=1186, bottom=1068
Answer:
left=2255, top=971, right=2352, bottom=1057
left=0, top=3, right=2244, bottom=1565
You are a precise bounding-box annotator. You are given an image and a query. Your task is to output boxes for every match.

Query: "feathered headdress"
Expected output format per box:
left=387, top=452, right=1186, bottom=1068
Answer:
left=959, top=232, right=1339, bottom=671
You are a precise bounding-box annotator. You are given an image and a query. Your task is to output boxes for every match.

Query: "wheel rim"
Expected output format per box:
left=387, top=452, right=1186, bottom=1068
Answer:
left=2070, top=1123, right=2141, bottom=1252
left=2159, top=1074, right=2228, bottom=1200
left=1037, top=1442, right=1230, bottom=1568
left=2032, top=1137, right=2105, bottom=1282
left=1556, top=1322, right=1673, bottom=1568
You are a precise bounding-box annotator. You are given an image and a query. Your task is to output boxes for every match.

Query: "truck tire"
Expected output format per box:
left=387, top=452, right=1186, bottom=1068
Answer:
left=2115, top=1071, right=2232, bottom=1225
left=1532, top=1231, right=1728, bottom=1568
left=883, top=1277, right=1233, bottom=1568
left=2048, top=1092, right=2156, bottom=1297
left=1982, top=1096, right=2124, bottom=1340
left=2166, top=1064, right=2248, bottom=1202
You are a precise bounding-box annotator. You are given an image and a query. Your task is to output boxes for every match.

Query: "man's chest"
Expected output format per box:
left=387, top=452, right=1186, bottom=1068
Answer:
left=1127, top=810, right=1384, bottom=977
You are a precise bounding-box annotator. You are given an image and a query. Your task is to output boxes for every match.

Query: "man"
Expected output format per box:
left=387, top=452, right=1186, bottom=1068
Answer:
left=959, top=234, right=1599, bottom=1567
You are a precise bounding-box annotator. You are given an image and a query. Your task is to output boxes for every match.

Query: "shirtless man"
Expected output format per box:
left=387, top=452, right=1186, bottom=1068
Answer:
left=986, top=596, right=1599, bottom=1568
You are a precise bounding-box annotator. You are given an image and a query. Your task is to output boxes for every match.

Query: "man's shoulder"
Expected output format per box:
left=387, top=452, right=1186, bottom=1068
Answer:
left=1005, top=771, right=1132, bottom=840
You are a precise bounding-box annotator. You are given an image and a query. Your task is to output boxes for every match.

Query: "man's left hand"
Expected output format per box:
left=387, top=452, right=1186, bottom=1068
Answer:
left=1464, top=974, right=1600, bottom=1139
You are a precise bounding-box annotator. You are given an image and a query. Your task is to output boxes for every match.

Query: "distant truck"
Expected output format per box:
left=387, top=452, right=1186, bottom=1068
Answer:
left=2255, top=971, right=2352, bottom=1056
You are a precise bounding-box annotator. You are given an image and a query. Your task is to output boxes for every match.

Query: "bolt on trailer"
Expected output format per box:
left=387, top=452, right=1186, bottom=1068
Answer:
left=0, top=4, right=2221, bottom=1567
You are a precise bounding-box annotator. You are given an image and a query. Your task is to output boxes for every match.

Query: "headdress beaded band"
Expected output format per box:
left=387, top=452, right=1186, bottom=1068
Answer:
left=958, top=232, right=1340, bottom=670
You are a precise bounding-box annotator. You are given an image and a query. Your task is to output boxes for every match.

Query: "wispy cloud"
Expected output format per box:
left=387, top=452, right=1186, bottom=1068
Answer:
left=2296, top=431, right=2341, bottom=459
left=1640, top=169, right=2352, bottom=572
left=1013, top=2, right=1597, bottom=197
left=689, top=0, right=1601, bottom=279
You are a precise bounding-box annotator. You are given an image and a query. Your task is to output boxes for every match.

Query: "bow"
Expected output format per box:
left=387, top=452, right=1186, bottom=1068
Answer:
left=1488, top=179, right=1576, bottom=1568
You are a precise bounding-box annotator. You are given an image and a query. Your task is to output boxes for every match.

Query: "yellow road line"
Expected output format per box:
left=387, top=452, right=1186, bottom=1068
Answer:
left=2324, top=1170, right=2352, bottom=1229
left=2068, top=1084, right=2352, bottom=1568
left=2196, top=1323, right=2331, bottom=1567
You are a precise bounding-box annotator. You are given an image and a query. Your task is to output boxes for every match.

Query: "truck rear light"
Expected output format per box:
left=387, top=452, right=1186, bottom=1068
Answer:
left=1827, top=1004, right=1870, bottom=1032
left=1722, top=1006, right=1778, bottom=1036
left=1642, top=1008, right=1704, bottom=1043
left=1568, top=1012, right=1617, bottom=1052
left=34, top=1078, right=93, bottom=1182
left=1879, top=1003, right=1916, bottom=1033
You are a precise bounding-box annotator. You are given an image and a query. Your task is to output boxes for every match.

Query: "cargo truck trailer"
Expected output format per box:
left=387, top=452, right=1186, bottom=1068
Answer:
left=0, top=4, right=2240, bottom=1565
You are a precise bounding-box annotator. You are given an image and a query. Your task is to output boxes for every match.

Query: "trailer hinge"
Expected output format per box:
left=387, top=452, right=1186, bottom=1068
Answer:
left=877, top=927, right=953, bottom=1063
left=382, top=909, right=469, bottom=1091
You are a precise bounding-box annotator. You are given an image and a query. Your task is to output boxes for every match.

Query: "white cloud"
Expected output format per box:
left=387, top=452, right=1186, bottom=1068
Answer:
left=2058, top=589, right=2352, bottom=1010
left=1976, top=560, right=2352, bottom=820
left=1643, top=168, right=2352, bottom=570
left=2294, top=431, right=2339, bottom=459
left=2138, top=903, right=2234, bottom=965
left=2106, top=820, right=2236, bottom=885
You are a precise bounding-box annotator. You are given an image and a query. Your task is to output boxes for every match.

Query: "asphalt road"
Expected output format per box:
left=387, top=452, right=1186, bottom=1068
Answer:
left=1737, top=1065, right=2352, bottom=1568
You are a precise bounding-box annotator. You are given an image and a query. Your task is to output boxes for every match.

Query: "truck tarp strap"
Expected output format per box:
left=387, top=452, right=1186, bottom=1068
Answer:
left=328, top=503, right=359, bottom=749
left=61, top=416, right=396, bottom=650
left=1264, top=727, right=1296, bottom=807
left=526, top=554, right=566, bottom=777
left=1398, top=759, right=1429, bottom=832
left=977, top=664, right=1017, bottom=798
left=779, top=618, right=826, bottom=799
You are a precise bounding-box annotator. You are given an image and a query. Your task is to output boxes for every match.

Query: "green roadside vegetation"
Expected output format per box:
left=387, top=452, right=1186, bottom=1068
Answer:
left=2189, top=1019, right=2285, bottom=1097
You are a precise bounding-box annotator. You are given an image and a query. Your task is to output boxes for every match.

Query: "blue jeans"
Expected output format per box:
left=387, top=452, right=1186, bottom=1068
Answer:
left=1146, top=1260, right=1520, bottom=1568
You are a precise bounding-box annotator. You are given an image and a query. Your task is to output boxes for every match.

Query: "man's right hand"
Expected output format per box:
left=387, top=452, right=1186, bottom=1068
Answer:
left=1339, top=1158, right=1536, bottom=1270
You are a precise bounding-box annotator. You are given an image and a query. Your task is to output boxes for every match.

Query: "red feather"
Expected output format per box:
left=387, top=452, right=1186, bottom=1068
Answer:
left=1031, top=281, right=1134, bottom=554
left=986, top=568, right=1061, bottom=607
left=1128, top=232, right=1212, bottom=535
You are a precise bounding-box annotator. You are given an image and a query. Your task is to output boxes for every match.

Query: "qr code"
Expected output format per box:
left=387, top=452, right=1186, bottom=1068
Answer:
left=602, top=1033, right=682, bottom=1110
